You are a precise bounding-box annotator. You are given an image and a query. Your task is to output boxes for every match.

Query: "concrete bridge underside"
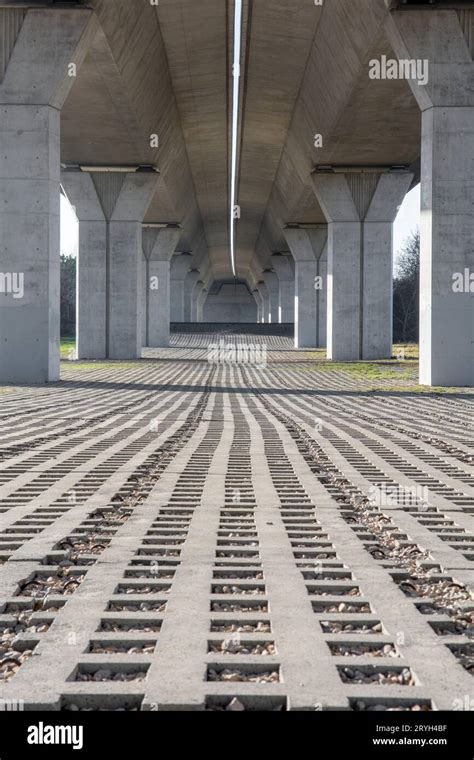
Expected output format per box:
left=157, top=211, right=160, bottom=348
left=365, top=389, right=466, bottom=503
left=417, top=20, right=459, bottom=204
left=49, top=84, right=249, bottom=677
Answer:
left=0, top=0, right=474, bottom=385
left=0, top=0, right=474, bottom=386
left=0, top=0, right=472, bottom=386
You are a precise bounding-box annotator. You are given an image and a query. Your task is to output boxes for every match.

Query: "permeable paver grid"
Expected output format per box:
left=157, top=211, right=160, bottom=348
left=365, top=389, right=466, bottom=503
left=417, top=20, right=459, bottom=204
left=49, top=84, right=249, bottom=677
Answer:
left=0, top=334, right=472, bottom=711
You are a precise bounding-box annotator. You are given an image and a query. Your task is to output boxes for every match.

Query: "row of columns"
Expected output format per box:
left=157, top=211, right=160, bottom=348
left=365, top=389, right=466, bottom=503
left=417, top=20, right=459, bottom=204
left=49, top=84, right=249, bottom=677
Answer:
left=67, top=192, right=209, bottom=360
left=0, top=8, right=472, bottom=386
left=254, top=167, right=411, bottom=360
left=250, top=9, right=474, bottom=385
left=313, top=171, right=412, bottom=361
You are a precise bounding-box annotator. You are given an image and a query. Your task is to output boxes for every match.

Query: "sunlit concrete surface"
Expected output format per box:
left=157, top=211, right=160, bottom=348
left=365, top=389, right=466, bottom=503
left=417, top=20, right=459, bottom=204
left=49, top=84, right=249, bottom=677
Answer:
left=0, top=330, right=473, bottom=711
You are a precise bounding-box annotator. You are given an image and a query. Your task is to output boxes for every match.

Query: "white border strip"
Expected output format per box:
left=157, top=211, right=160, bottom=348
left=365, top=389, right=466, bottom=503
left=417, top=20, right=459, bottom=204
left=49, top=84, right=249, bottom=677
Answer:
left=230, top=0, right=243, bottom=278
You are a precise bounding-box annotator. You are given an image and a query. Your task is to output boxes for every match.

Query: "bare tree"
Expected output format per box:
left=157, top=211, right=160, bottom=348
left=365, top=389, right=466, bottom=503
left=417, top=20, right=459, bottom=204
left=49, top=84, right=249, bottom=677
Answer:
left=60, top=255, right=76, bottom=338
left=393, top=229, right=419, bottom=344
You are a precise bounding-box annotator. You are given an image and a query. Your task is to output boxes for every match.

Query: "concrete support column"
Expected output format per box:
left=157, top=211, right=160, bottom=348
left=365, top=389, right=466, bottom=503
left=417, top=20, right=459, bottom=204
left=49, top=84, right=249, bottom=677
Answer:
left=184, top=271, right=200, bottom=322
left=312, top=171, right=412, bottom=360
left=257, top=283, right=270, bottom=323
left=386, top=9, right=474, bottom=386
left=272, top=254, right=295, bottom=324
left=142, top=226, right=180, bottom=347
left=284, top=228, right=324, bottom=349
left=252, top=290, right=263, bottom=323
left=170, top=254, right=192, bottom=323
left=64, top=171, right=158, bottom=359
left=0, top=9, right=97, bottom=382
left=196, top=287, right=208, bottom=323
left=191, top=281, right=204, bottom=322
left=262, top=272, right=280, bottom=324
left=61, top=172, right=106, bottom=359
left=317, top=244, right=328, bottom=349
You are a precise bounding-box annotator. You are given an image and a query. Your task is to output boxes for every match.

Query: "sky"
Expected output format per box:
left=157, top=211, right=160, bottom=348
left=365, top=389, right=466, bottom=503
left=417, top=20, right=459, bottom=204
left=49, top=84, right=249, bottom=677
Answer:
left=393, top=183, right=420, bottom=269
left=60, top=194, right=79, bottom=258
left=60, top=183, right=421, bottom=272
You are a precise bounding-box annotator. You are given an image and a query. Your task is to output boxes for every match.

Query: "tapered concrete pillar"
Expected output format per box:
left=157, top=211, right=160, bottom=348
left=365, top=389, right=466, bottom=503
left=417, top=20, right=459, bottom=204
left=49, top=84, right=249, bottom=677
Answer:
left=141, top=253, right=148, bottom=347
left=317, top=243, right=328, bottom=349
left=0, top=9, right=97, bottom=382
left=284, top=228, right=325, bottom=349
left=253, top=290, right=263, bottom=323
left=312, top=170, right=413, bottom=360
left=197, top=288, right=208, bottom=323
left=386, top=9, right=474, bottom=386
left=191, top=281, right=204, bottom=322
left=257, top=283, right=270, bottom=323
left=170, top=254, right=192, bottom=323
left=61, top=172, right=106, bottom=359
left=64, top=171, right=159, bottom=359
left=272, top=254, right=295, bottom=324
left=142, top=226, right=180, bottom=347
left=262, top=272, right=280, bottom=324
left=184, top=271, right=200, bottom=322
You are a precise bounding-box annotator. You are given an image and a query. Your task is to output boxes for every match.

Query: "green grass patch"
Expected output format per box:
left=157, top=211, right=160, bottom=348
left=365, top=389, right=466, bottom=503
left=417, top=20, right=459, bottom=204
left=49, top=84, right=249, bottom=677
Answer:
left=64, top=362, right=140, bottom=371
left=393, top=343, right=419, bottom=360
left=292, top=361, right=416, bottom=381
left=61, top=338, right=76, bottom=359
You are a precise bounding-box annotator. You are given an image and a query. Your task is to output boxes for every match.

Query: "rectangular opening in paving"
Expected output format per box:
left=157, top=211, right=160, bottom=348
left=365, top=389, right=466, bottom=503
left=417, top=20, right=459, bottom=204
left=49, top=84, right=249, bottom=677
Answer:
left=328, top=642, right=399, bottom=657
left=210, top=620, right=272, bottom=633
left=86, top=640, right=157, bottom=655
left=211, top=600, right=269, bottom=613
left=208, top=640, right=276, bottom=655
left=206, top=663, right=281, bottom=683
left=97, top=619, right=163, bottom=633
left=320, top=619, right=384, bottom=634
left=70, top=663, right=151, bottom=682
left=61, top=695, right=144, bottom=712
left=338, top=665, right=416, bottom=685
left=205, top=695, right=287, bottom=712
left=350, top=697, right=432, bottom=712
left=106, top=601, right=167, bottom=613
left=211, top=584, right=266, bottom=595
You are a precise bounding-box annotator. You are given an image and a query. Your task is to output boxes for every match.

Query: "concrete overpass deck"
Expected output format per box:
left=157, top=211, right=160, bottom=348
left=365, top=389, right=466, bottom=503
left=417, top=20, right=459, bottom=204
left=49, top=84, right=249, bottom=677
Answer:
left=0, top=1, right=473, bottom=386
